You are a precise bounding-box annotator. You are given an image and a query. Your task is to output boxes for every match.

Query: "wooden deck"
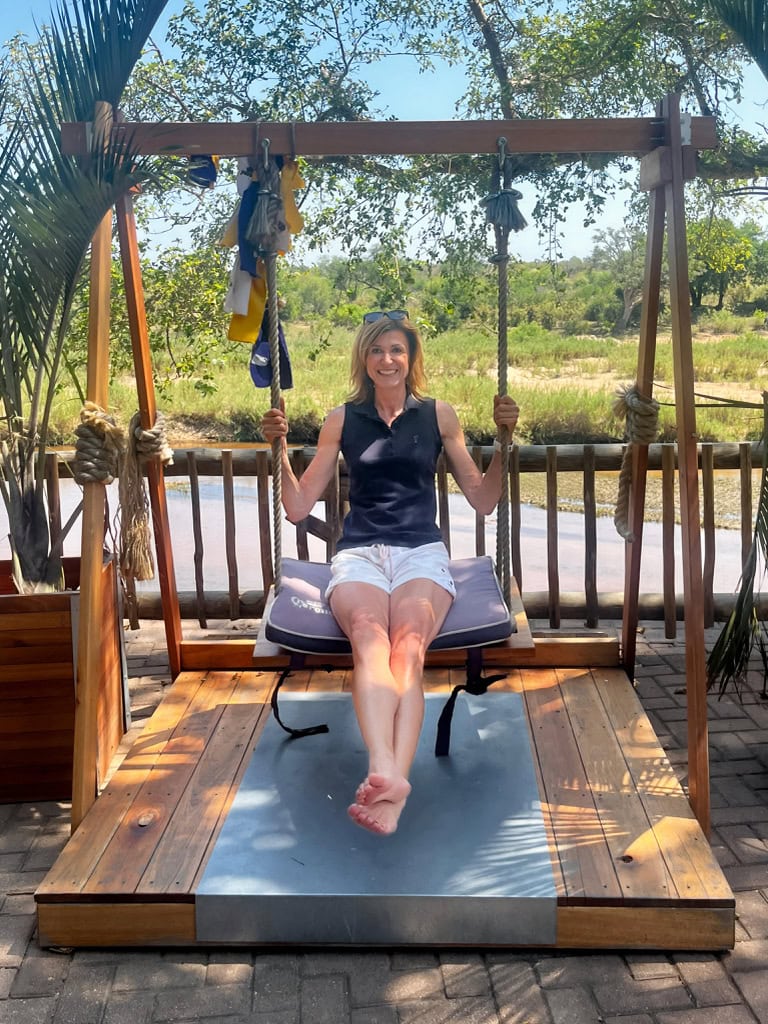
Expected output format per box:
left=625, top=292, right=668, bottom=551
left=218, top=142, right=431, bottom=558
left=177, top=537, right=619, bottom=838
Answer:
left=36, top=647, right=734, bottom=950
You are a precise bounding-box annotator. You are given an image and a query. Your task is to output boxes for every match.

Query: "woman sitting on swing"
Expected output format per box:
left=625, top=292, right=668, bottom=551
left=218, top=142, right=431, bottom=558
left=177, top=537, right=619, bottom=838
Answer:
left=261, top=311, right=519, bottom=836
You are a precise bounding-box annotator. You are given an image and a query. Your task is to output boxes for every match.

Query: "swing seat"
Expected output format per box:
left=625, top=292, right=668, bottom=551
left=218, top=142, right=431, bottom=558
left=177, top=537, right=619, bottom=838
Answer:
left=264, top=555, right=514, bottom=655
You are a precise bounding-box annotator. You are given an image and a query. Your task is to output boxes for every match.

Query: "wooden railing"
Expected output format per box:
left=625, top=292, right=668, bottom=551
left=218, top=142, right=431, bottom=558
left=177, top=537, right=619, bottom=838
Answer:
left=39, top=440, right=761, bottom=632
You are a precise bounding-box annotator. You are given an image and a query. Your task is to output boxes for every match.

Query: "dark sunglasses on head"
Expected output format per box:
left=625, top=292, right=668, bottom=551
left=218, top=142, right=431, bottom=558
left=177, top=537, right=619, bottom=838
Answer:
left=363, top=309, right=409, bottom=324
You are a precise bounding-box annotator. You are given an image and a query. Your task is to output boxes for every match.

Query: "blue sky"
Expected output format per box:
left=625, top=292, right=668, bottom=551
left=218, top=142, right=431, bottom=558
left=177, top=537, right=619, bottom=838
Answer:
left=3, top=1, right=767, bottom=260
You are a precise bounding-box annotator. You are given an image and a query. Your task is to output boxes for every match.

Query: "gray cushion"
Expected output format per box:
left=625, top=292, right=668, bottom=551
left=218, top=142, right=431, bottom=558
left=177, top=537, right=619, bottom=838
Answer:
left=264, top=555, right=514, bottom=655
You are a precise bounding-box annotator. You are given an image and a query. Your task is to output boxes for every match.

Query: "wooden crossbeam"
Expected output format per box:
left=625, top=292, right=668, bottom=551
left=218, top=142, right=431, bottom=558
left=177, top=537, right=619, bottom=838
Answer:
left=61, top=116, right=717, bottom=158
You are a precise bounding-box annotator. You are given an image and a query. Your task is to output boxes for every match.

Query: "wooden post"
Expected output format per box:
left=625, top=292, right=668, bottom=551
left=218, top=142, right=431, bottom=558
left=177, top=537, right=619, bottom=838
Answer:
left=620, top=178, right=666, bottom=677
left=71, top=103, right=113, bottom=831
left=114, top=189, right=182, bottom=677
left=663, top=93, right=710, bottom=834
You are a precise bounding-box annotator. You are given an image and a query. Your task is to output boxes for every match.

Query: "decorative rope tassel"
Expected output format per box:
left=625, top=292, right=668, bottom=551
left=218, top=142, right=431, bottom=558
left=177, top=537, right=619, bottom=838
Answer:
left=118, top=412, right=173, bottom=583
left=613, top=383, right=660, bottom=541
left=72, top=401, right=125, bottom=485
left=245, top=142, right=286, bottom=255
left=482, top=141, right=528, bottom=236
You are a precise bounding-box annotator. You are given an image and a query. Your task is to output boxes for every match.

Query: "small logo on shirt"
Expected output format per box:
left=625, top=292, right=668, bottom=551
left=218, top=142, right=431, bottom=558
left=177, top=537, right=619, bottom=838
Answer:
left=413, top=434, right=419, bottom=445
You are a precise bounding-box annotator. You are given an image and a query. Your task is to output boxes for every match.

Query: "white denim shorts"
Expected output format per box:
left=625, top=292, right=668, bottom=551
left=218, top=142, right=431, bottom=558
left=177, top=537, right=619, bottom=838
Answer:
left=325, top=542, right=456, bottom=599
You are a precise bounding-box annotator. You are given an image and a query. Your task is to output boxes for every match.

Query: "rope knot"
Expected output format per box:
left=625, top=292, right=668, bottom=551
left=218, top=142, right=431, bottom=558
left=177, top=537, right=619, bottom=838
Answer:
left=613, top=383, right=660, bottom=541
left=72, top=402, right=125, bottom=485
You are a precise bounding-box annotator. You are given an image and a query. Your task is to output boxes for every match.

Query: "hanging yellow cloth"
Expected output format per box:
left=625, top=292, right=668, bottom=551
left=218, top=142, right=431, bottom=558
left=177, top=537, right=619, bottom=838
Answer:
left=228, top=269, right=267, bottom=343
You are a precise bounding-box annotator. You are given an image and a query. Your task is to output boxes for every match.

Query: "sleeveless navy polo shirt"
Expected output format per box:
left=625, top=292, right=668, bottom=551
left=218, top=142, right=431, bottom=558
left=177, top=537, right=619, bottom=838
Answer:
left=337, top=395, right=444, bottom=551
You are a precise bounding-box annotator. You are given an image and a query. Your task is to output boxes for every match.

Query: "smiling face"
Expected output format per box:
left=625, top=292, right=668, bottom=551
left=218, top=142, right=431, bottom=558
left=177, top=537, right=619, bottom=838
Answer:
left=365, top=330, right=410, bottom=393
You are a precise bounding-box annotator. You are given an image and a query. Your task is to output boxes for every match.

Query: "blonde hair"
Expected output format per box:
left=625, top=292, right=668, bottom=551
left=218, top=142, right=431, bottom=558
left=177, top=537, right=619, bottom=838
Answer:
left=348, top=317, right=427, bottom=404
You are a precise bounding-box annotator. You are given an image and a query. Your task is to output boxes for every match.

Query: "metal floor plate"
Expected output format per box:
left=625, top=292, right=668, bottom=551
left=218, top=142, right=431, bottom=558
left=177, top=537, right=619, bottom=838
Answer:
left=196, top=692, right=557, bottom=945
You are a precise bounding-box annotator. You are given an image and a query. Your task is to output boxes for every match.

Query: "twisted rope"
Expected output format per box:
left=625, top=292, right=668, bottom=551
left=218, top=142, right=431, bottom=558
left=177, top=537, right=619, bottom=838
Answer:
left=72, top=402, right=125, bottom=485
left=613, top=383, right=660, bottom=541
left=266, top=253, right=283, bottom=591
left=483, top=147, right=527, bottom=606
left=119, top=411, right=173, bottom=583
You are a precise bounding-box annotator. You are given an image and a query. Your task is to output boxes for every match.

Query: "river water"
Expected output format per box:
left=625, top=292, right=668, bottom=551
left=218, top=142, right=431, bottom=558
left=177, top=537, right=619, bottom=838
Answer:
left=0, top=477, right=754, bottom=596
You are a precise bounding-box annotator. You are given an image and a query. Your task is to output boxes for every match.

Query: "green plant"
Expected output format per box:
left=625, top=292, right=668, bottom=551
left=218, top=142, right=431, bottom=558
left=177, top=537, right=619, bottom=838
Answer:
left=0, top=0, right=166, bottom=592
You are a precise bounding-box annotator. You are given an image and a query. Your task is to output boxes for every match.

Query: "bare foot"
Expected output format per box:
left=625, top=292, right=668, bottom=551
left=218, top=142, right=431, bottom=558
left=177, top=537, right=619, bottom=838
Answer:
left=347, top=793, right=409, bottom=835
left=355, top=772, right=411, bottom=807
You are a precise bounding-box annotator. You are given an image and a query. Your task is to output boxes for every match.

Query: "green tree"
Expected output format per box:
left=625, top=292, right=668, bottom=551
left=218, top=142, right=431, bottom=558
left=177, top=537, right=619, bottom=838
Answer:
left=590, top=226, right=649, bottom=331
left=687, top=216, right=754, bottom=307
left=0, top=0, right=166, bottom=592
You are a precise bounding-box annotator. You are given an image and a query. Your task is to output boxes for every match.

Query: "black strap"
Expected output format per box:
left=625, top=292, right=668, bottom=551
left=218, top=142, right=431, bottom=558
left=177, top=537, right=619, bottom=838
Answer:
left=434, top=648, right=506, bottom=757
left=270, top=664, right=331, bottom=739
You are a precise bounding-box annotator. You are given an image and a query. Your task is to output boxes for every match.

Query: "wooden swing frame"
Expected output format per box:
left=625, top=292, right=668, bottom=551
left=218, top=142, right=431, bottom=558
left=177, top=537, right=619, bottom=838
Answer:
left=39, top=95, right=734, bottom=951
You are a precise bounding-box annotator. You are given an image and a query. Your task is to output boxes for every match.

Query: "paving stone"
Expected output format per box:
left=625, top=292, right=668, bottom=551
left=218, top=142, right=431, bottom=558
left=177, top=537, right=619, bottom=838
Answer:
left=390, top=953, right=439, bottom=970
left=592, top=976, right=693, bottom=1015
left=112, top=957, right=206, bottom=990
left=732, top=970, right=768, bottom=1023
left=300, top=952, right=388, bottom=978
left=534, top=953, right=629, bottom=987
left=439, top=956, right=491, bottom=997
left=1, top=894, right=37, bottom=916
left=252, top=963, right=300, bottom=1014
left=398, top=996, right=500, bottom=1024
left=52, top=962, right=113, bottom=1024
left=9, top=955, right=69, bottom=997
left=206, top=961, right=253, bottom=986
left=489, top=961, right=550, bottom=1024
left=604, top=1016, right=654, bottom=1024
left=719, top=824, right=768, bottom=864
left=545, top=985, right=602, bottom=1024
left=0, top=965, right=15, bottom=998
left=735, top=890, right=768, bottom=938
left=657, top=1006, right=757, bottom=1024
left=101, top=991, right=155, bottom=1024
left=725, top=863, right=768, bottom=891
left=350, top=1007, right=398, bottom=1024
left=689, top=977, right=743, bottom=1007
left=0, top=995, right=58, bottom=1024
left=300, top=975, right=349, bottom=1024
left=625, top=954, right=678, bottom=980
left=153, top=982, right=251, bottom=1021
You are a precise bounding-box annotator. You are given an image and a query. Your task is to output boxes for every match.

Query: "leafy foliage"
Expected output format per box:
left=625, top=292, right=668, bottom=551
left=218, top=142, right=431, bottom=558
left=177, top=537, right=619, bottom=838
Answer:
left=0, top=0, right=166, bottom=591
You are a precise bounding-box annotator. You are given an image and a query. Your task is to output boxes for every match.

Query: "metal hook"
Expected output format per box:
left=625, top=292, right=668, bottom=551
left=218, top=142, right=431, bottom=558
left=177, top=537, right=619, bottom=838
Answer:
left=262, top=137, right=271, bottom=170
left=496, top=136, right=508, bottom=170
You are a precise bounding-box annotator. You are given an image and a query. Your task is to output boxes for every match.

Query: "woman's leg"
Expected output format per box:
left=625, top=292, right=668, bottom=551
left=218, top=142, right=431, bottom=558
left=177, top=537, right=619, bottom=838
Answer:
left=334, top=578, right=453, bottom=835
left=329, top=582, right=410, bottom=834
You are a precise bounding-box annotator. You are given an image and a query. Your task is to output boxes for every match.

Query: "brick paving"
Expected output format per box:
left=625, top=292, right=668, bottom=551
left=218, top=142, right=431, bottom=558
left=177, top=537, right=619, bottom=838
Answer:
left=2, top=620, right=767, bottom=1024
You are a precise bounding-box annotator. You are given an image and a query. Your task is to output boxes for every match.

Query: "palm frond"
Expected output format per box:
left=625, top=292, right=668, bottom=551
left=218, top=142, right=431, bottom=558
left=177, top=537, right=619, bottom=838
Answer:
left=707, top=0, right=768, bottom=80
left=707, top=391, right=768, bottom=697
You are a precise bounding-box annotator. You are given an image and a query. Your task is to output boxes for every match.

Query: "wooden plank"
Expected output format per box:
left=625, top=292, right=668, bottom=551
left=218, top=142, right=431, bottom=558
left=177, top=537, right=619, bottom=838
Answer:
left=81, top=671, right=242, bottom=896
left=37, top=671, right=209, bottom=898
left=187, top=450, right=207, bottom=629
left=61, top=116, right=718, bottom=158
left=582, top=445, right=598, bottom=629
left=521, top=668, right=622, bottom=901
left=701, top=443, right=715, bottom=628
left=739, top=441, right=753, bottom=570
left=557, top=905, right=734, bottom=950
left=37, top=903, right=196, bottom=948
left=115, top=189, right=182, bottom=679
left=140, top=675, right=273, bottom=894
left=662, top=443, right=677, bottom=639
left=0, top=609, right=72, bottom=632
left=663, top=93, right=710, bottom=833
left=72, top=171, right=113, bottom=829
left=222, top=449, right=239, bottom=619
left=593, top=667, right=733, bottom=903
left=256, top=450, right=274, bottom=592
left=622, top=181, right=665, bottom=675
left=0, top=644, right=73, bottom=667
left=557, top=667, right=677, bottom=900
left=545, top=447, right=560, bottom=628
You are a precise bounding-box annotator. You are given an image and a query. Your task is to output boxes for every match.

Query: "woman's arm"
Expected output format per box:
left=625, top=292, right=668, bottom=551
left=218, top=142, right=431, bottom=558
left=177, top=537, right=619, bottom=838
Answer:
left=261, top=402, right=344, bottom=523
left=437, top=395, right=519, bottom=516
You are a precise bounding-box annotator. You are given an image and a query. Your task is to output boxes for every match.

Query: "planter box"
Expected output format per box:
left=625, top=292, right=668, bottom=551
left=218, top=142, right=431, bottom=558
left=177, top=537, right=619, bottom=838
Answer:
left=0, top=556, right=126, bottom=803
